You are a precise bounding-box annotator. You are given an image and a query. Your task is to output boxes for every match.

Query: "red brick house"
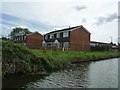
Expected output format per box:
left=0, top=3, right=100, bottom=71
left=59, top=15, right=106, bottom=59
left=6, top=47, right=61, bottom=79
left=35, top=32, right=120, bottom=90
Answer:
left=43, top=25, right=91, bottom=51
left=26, top=32, right=43, bottom=49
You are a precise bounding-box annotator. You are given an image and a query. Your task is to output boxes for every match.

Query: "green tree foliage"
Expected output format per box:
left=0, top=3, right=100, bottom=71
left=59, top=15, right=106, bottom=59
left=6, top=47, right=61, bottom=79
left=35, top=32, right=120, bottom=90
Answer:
left=9, top=27, right=31, bottom=43
left=2, top=40, right=34, bottom=76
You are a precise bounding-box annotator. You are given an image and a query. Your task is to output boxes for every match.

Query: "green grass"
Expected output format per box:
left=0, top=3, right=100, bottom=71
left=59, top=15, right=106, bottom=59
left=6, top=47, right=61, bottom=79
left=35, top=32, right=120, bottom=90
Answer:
left=31, top=49, right=120, bottom=67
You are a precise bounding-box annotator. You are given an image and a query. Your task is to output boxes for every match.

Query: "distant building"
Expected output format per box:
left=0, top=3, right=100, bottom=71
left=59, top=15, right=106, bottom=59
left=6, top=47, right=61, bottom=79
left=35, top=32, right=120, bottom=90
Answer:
left=90, top=41, right=117, bottom=51
left=26, top=32, right=43, bottom=49
left=9, top=27, right=31, bottom=43
left=14, top=35, right=27, bottom=43
left=109, top=42, right=117, bottom=49
left=42, top=25, right=91, bottom=51
left=118, top=43, right=120, bottom=52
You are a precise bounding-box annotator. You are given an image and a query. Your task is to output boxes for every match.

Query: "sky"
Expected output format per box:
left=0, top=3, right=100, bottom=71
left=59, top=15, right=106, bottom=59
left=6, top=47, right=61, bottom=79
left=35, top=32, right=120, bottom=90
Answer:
left=0, top=0, right=119, bottom=44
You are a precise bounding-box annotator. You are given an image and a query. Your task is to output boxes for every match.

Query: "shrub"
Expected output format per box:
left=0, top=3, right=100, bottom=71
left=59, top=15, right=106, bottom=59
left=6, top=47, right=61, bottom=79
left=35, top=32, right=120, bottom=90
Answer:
left=2, top=40, right=36, bottom=76
left=40, top=57, right=54, bottom=71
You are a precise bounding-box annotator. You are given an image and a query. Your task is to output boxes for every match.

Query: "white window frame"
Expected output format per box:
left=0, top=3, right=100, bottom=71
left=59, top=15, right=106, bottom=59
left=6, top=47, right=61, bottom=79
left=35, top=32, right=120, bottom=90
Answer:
left=63, top=31, right=68, bottom=37
left=63, top=42, right=69, bottom=48
left=57, top=33, right=60, bottom=38
left=50, top=34, right=54, bottom=39
left=45, top=35, right=47, bottom=39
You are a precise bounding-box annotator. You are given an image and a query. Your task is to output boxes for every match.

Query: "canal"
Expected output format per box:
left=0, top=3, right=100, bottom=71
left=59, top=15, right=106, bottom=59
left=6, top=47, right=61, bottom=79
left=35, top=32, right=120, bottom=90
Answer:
left=3, top=58, right=119, bottom=89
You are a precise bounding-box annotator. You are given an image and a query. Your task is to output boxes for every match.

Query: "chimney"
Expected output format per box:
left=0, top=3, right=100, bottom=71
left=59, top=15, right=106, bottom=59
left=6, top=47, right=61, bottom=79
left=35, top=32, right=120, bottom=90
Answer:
left=69, top=26, right=70, bottom=28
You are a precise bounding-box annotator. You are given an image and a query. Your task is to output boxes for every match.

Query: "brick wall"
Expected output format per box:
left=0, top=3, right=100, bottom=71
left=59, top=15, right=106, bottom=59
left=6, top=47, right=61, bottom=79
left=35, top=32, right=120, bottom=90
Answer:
left=70, top=28, right=90, bottom=51
left=26, top=32, right=43, bottom=49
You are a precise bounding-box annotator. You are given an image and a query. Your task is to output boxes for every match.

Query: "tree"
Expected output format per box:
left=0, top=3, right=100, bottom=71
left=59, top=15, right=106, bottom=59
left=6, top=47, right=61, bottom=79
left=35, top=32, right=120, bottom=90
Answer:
left=2, top=37, right=8, bottom=40
left=9, top=27, right=31, bottom=43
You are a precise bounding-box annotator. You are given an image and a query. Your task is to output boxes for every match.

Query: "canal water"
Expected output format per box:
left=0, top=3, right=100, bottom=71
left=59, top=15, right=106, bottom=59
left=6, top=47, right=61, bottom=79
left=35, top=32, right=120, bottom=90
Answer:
left=3, top=58, right=119, bottom=89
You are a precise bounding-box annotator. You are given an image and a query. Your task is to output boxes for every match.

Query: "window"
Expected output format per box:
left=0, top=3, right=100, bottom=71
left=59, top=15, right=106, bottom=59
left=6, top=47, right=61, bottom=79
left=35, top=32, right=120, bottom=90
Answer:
left=57, top=33, right=60, bottom=38
left=63, top=31, right=69, bottom=37
left=45, top=35, right=47, bottom=39
left=90, top=43, right=95, bottom=47
left=42, top=41, right=47, bottom=47
left=54, top=34, right=57, bottom=38
left=59, top=42, right=63, bottom=48
left=48, top=35, right=50, bottom=39
left=46, top=42, right=54, bottom=48
left=18, top=37, right=19, bottom=41
left=50, top=34, right=54, bottom=39
left=24, top=36, right=26, bottom=40
left=63, top=42, right=69, bottom=48
left=60, top=33, right=63, bottom=38
left=21, top=36, right=23, bottom=41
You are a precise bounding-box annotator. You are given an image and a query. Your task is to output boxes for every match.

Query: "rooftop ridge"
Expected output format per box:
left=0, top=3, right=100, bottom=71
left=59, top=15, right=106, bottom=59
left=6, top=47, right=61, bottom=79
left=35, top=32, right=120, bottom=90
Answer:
left=27, top=31, right=42, bottom=36
left=45, top=25, right=82, bottom=35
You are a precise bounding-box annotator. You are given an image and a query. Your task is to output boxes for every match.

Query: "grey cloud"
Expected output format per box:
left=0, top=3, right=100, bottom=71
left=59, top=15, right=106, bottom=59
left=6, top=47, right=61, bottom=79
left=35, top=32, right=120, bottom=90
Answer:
left=96, top=13, right=118, bottom=25
left=73, top=5, right=87, bottom=11
left=81, top=18, right=87, bottom=23
left=96, top=17, right=105, bottom=25
left=106, top=13, right=117, bottom=22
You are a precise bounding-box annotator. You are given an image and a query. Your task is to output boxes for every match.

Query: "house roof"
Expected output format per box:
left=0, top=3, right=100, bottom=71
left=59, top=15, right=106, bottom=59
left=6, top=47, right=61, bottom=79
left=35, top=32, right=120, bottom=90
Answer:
left=90, top=41, right=109, bottom=44
left=91, top=41, right=118, bottom=46
left=27, top=31, right=43, bottom=36
left=45, top=25, right=91, bottom=35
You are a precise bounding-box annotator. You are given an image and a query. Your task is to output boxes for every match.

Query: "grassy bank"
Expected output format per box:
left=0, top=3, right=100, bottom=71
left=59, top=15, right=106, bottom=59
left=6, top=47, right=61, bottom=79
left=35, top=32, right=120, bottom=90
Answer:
left=31, top=49, right=120, bottom=68
left=2, top=40, right=120, bottom=77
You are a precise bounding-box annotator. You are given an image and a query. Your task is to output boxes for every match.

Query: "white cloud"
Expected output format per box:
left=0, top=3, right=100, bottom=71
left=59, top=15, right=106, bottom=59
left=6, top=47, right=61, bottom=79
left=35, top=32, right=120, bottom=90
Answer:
left=1, top=0, right=119, bottom=43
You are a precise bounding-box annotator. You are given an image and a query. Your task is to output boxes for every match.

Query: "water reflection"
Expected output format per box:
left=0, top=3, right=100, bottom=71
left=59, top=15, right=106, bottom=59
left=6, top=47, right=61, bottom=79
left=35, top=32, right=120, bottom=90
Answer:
left=27, top=64, right=90, bottom=88
left=88, top=59, right=118, bottom=88
left=26, top=58, right=118, bottom=89
left=2, top=58, right=118, bottom=89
